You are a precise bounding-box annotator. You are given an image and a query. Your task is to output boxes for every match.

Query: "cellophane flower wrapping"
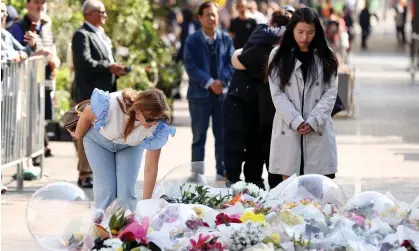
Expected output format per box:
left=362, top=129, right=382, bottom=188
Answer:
left=32, top=164, right=419, bottom=251
left=404, top=196, right=419, bottom=250
left=341, top=191, right=406, bottom=250
left=275, top=175, right=347, bottom=249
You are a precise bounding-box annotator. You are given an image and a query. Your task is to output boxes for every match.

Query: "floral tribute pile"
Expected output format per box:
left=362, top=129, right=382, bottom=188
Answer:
left=45, top=175, right=419, bottom=251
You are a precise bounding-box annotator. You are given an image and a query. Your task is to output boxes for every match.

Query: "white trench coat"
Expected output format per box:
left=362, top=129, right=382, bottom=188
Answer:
left=268, top=46, right=338, bottom=176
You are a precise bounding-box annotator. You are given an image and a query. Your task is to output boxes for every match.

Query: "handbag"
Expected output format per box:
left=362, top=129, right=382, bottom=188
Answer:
left=61, top=100, right=90, bottom=132
left=331, top=94, right=345, bottom=117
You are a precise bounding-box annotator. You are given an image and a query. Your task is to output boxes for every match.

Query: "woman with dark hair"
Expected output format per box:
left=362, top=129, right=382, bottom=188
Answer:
left=268, top=7, right=339, bottom=181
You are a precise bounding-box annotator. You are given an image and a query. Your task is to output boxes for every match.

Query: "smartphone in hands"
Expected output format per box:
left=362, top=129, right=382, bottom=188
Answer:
left=29, top=22, right=37, bottom=32
left=124, top=66, right=132, bottom=73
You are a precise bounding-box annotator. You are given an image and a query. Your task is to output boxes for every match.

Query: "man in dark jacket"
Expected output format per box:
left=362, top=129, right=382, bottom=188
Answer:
left=224, top=10, right=290, bottom=189
left=71, top=0, right=127, bottom=188
left=183, top=2, right=235, bottom=178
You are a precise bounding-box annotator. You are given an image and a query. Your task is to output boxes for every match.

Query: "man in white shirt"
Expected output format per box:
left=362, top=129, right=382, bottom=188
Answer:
left=71, top=0, right=127, bottom=188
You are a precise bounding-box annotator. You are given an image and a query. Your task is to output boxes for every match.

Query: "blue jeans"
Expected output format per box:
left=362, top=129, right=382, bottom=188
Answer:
left=83, top=128, right=143, bottom=211
left=188, top=93, right=225, bottom=176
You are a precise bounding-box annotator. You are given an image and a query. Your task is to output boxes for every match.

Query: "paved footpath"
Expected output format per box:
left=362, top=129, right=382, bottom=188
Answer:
left=2, top=20, right=419, bottom=251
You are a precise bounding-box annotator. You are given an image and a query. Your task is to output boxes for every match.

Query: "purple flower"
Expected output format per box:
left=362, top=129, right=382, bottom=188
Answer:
left=185, top=218, right=210, bottom=230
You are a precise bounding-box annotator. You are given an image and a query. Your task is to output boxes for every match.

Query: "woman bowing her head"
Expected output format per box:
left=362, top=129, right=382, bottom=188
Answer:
left=71, top=87, right=175, bottom=211
left=268, top=7, right=339, bottom=182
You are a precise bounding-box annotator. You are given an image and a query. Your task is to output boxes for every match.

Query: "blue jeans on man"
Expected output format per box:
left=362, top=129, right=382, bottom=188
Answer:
left=189, top=93, right=225, bottom=176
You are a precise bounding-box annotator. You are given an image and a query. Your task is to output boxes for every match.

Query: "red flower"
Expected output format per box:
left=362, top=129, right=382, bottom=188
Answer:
left=215, top=213, right=242, bottom=226
left=190, top=233, right=211, bottom=249
left=119, top=231, right=136, bottom=242
left=189, top=234, right=225, bottom=251
left=207, top=237, right=225, bottom=250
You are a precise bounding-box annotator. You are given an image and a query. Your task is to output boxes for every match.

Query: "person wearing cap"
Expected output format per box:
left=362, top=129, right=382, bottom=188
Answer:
left=5, top=6, right=18, bottom=30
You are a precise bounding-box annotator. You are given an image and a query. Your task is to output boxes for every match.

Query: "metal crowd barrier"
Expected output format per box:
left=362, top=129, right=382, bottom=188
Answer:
left=1, top=56, right=45, bottom=189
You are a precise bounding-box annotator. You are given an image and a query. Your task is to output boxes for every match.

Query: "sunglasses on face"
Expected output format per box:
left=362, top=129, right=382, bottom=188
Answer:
left=144, top=117, right=158, bottom=123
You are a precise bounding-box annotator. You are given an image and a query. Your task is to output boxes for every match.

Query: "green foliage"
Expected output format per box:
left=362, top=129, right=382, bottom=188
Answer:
left=103, top=0, right=175, bottom=91
left=47, top=1, right=84, bottom=63
left=7, top=0, right=180, bottom=120
left=55, top=65, right=72, bottom=91
left=4, top=0, right=26, bottom=15
left=161, top=184, right=232, bottom=209
left=53, top=66, right=72, bottom=121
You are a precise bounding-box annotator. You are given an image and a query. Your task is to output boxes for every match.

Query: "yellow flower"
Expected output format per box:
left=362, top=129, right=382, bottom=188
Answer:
left=147, top=227, right=154, bottom=234
left=116, top=248, right=123, bottom=251
left=193, top=207, right=205, bottom=219
left=74, top=232, right=84, bottom=241
left=240, top=211, right=266, bottom=224
left=271, top=233, right=281, bottom=244
left=279, top=210, right=303, bottom=226
left=111, top=229, right=119, bottom=236
left=283, top=202, right=298, bottom=209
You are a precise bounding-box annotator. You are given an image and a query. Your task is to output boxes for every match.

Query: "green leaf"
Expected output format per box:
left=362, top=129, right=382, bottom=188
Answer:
left=109, top=214, right=117, bottom=228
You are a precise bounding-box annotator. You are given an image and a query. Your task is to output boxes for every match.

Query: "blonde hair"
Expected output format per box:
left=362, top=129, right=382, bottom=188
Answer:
left=117, top=88, right=170, bottom=140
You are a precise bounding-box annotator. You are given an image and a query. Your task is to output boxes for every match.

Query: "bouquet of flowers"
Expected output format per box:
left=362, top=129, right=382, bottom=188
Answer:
left=160, top=184, right=232, bottom=209
left=28, top=168, right=419, bottom=251
left=404, top=196, right=419, bottom=250
left=183, top=231, right=228, bottom=251
left=341, top=192, right=406, bottom=251
left=89, top=209, right=159, bottom=251
left=229, top=221, right=267, bottom=251
left=231, top=181, right=267, bottom=203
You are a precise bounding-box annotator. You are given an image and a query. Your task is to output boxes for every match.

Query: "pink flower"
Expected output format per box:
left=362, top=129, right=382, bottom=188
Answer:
left=190, top=233, right=211, bottom=250
left=215, top=213, right=242, bottom=226
left=351, top=214, right=365, bottom=226
left=117, top=217, right=150, bottom=244
left=189, top=234, right=225, bottom=251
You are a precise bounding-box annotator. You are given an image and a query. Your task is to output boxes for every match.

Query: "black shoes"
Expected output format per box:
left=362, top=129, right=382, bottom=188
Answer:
left=78, top=177, right=93, bottom=188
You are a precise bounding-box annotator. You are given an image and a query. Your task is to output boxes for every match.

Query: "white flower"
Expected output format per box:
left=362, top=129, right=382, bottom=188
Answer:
left=230, top=221, right=266, bottom=250
left=92, top=248, right=115, bottom=251
left=247, top=183, right=262, bottom=196
left=232, top=181, right=246, bottom=194
left=103, top=238, right=123, bottom=249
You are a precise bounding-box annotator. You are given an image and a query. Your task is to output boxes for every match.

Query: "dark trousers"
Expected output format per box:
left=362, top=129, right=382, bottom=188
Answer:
left=361, top=28, right=370, bottom=49
left=256, top=84, right=283, bottom=189
left=44, top=88, right=53, bottom=148
left=224, top=95, right=266, bottom=188
left=260, top=123, right=283, bottom=189
left=189, top=93, right=225, bottom=176
left=396, top=25, right=406, bottom=44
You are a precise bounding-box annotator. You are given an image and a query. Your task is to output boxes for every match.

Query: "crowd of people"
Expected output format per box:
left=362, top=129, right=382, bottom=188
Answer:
left=1, top=0, right=407, bottom=210
left=180, top=1, right=342, bottom=197
left=61, top=0, right=345, bottom=212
